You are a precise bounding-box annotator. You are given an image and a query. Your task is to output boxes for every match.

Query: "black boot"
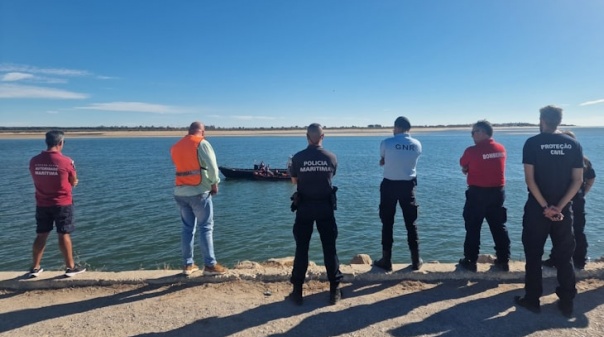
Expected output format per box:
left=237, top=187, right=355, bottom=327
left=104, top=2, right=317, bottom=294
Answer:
left=411, top=250, right=423, bottom=270
left=329, top=283, right=342, bottom=305
left=289, top=283, right=303, bottom=305
left=373, top=250, right=392, bottom=271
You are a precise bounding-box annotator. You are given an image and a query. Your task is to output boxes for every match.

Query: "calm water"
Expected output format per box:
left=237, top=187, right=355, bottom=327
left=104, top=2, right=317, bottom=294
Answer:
left=1, top=128, right=603, bottom=272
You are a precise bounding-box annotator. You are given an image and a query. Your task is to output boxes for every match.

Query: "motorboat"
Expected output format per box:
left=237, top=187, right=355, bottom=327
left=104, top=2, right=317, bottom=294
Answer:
left=219, top=162, right=291, bottom=181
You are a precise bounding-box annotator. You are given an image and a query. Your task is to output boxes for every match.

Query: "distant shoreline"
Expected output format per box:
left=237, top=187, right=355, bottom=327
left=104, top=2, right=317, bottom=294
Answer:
left=0, top=126, right=541, bottom=139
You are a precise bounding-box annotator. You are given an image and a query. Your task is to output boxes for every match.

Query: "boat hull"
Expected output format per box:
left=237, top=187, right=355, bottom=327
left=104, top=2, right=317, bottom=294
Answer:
left=219, top=166, right=291, bottom=181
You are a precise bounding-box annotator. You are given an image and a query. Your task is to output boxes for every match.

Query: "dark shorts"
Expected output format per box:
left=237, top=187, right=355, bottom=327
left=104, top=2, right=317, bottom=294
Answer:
left=35, top=205, right=75, bottom=234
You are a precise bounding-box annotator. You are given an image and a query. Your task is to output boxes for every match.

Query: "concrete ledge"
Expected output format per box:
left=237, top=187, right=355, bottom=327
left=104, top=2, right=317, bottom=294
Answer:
left=2, top=261, right=603, bottom=291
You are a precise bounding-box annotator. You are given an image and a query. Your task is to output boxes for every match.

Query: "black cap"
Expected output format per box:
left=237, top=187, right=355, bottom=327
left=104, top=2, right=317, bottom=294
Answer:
left=394, top=116, right=411, bottom=130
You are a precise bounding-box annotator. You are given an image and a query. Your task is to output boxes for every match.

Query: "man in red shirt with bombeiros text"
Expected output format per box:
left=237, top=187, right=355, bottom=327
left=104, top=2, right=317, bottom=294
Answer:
left=458, top=120, right=511, bottom=272
left=28, top=130, right=86, bottom=278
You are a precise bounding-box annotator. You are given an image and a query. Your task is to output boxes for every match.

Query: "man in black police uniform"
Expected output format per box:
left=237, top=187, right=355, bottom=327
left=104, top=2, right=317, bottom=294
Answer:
left=289, top=123, right=343, bottom=305
left=515, top=105, right=584, bottom=317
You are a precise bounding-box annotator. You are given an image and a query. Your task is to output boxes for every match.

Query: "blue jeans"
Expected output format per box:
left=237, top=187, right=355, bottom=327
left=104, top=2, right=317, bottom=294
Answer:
left=174, top=193, right=217, bottom=267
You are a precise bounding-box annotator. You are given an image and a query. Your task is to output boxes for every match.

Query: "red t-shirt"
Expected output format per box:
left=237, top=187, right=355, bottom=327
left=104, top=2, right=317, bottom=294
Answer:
left=460, top=138, right=506, bottom=187
left=29, top=151, right=77, bottom=206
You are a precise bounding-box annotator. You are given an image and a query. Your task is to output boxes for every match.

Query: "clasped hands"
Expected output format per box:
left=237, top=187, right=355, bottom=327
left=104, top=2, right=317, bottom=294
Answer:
left=543, top=205, right=564, bottom=221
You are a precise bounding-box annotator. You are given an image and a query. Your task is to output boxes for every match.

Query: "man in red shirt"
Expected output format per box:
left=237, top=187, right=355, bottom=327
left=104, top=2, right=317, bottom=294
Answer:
left=458, top=120, right=510, bottom=272
left=28, top=130, right=86, bottom=278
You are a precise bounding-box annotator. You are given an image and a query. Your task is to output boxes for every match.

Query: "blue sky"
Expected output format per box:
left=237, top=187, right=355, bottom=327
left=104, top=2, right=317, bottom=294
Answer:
left=1, top=1, right=603, bottom=128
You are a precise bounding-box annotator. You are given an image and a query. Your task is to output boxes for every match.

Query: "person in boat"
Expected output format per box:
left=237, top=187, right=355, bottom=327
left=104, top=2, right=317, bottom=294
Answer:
left=170, top=121, right=227, bottom=276
left=255, top=161, right=273, bottom=177
left=265, top=164, right=274, bottom=176
left=288, top=123, right=342, bottom=305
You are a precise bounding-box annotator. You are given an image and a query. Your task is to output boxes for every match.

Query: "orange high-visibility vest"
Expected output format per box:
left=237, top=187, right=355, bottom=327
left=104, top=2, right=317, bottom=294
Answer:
left=171, top=135, right=204, bottom=186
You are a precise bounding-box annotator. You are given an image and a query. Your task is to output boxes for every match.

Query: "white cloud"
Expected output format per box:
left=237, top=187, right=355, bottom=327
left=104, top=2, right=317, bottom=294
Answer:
left=76, top=102, right=184, bottom=114
left=0, top=64, right=91, bottom=77
left=0, top=84, right=88, bottom=99
left=579, top=99, right=604, bottom=106
left=0, top=72, right=68, bottom=84
left=0, top=63, right=112, bottom=83
left=2, top=72, right=34, bottom=81
left=36, top=77, right=68, bottom=84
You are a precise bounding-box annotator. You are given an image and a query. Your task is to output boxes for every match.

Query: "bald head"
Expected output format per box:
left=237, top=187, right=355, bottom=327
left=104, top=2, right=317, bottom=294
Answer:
left=306, top=123, right=324, bottom=145
left=188, top=121, right=205, bottom=136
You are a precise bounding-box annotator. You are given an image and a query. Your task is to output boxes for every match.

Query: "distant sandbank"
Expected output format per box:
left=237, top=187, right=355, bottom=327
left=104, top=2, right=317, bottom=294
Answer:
left=0, top=126, right=538, bottom=139
left=0, top=128, right=388, bottom=139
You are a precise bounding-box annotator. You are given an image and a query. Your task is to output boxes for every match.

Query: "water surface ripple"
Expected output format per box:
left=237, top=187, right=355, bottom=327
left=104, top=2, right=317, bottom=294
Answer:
left=1, top=128, right=602, bottom=271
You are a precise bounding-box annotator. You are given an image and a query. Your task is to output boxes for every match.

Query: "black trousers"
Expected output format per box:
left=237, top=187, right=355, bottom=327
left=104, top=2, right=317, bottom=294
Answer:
left=379, top=178, right=419, bottom=253
left=549, top=194, right=588, bottom=267
left=462, top=186, right=510, bottom=263
left=522, top=197, right=576, bottom=304
left=571, top=195, right=588, bottom=267
left=290, top=201, right=342, bottom=286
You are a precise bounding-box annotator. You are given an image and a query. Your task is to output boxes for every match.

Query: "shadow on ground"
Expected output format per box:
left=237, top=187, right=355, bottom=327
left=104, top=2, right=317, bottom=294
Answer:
left=131, top=280, right=494, bottom=337
left=1, top=278, right=602, bottom=337
left=0, top=284, right=187, bottom=333
left=131, top=279, right=603, bottom=337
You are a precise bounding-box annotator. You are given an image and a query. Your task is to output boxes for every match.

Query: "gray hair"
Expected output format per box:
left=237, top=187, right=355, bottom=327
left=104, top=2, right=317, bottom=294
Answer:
left=45, top=130, right=65, bottom=148
left=473, top=120, right=493, bottom=137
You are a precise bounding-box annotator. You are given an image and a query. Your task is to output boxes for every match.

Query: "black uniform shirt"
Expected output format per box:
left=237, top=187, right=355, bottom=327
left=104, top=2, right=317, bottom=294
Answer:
left=522, top=132, right=583, bottom=204
left=291, top=144, right=337, bottom=200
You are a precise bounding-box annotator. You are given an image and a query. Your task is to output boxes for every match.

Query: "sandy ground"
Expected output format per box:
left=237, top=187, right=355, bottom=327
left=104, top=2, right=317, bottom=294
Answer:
left=0, top=128, right=388, bottom=139
left=1, top=279, right=603, bottom=337
left=1, top=260, right=603, bottom=337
